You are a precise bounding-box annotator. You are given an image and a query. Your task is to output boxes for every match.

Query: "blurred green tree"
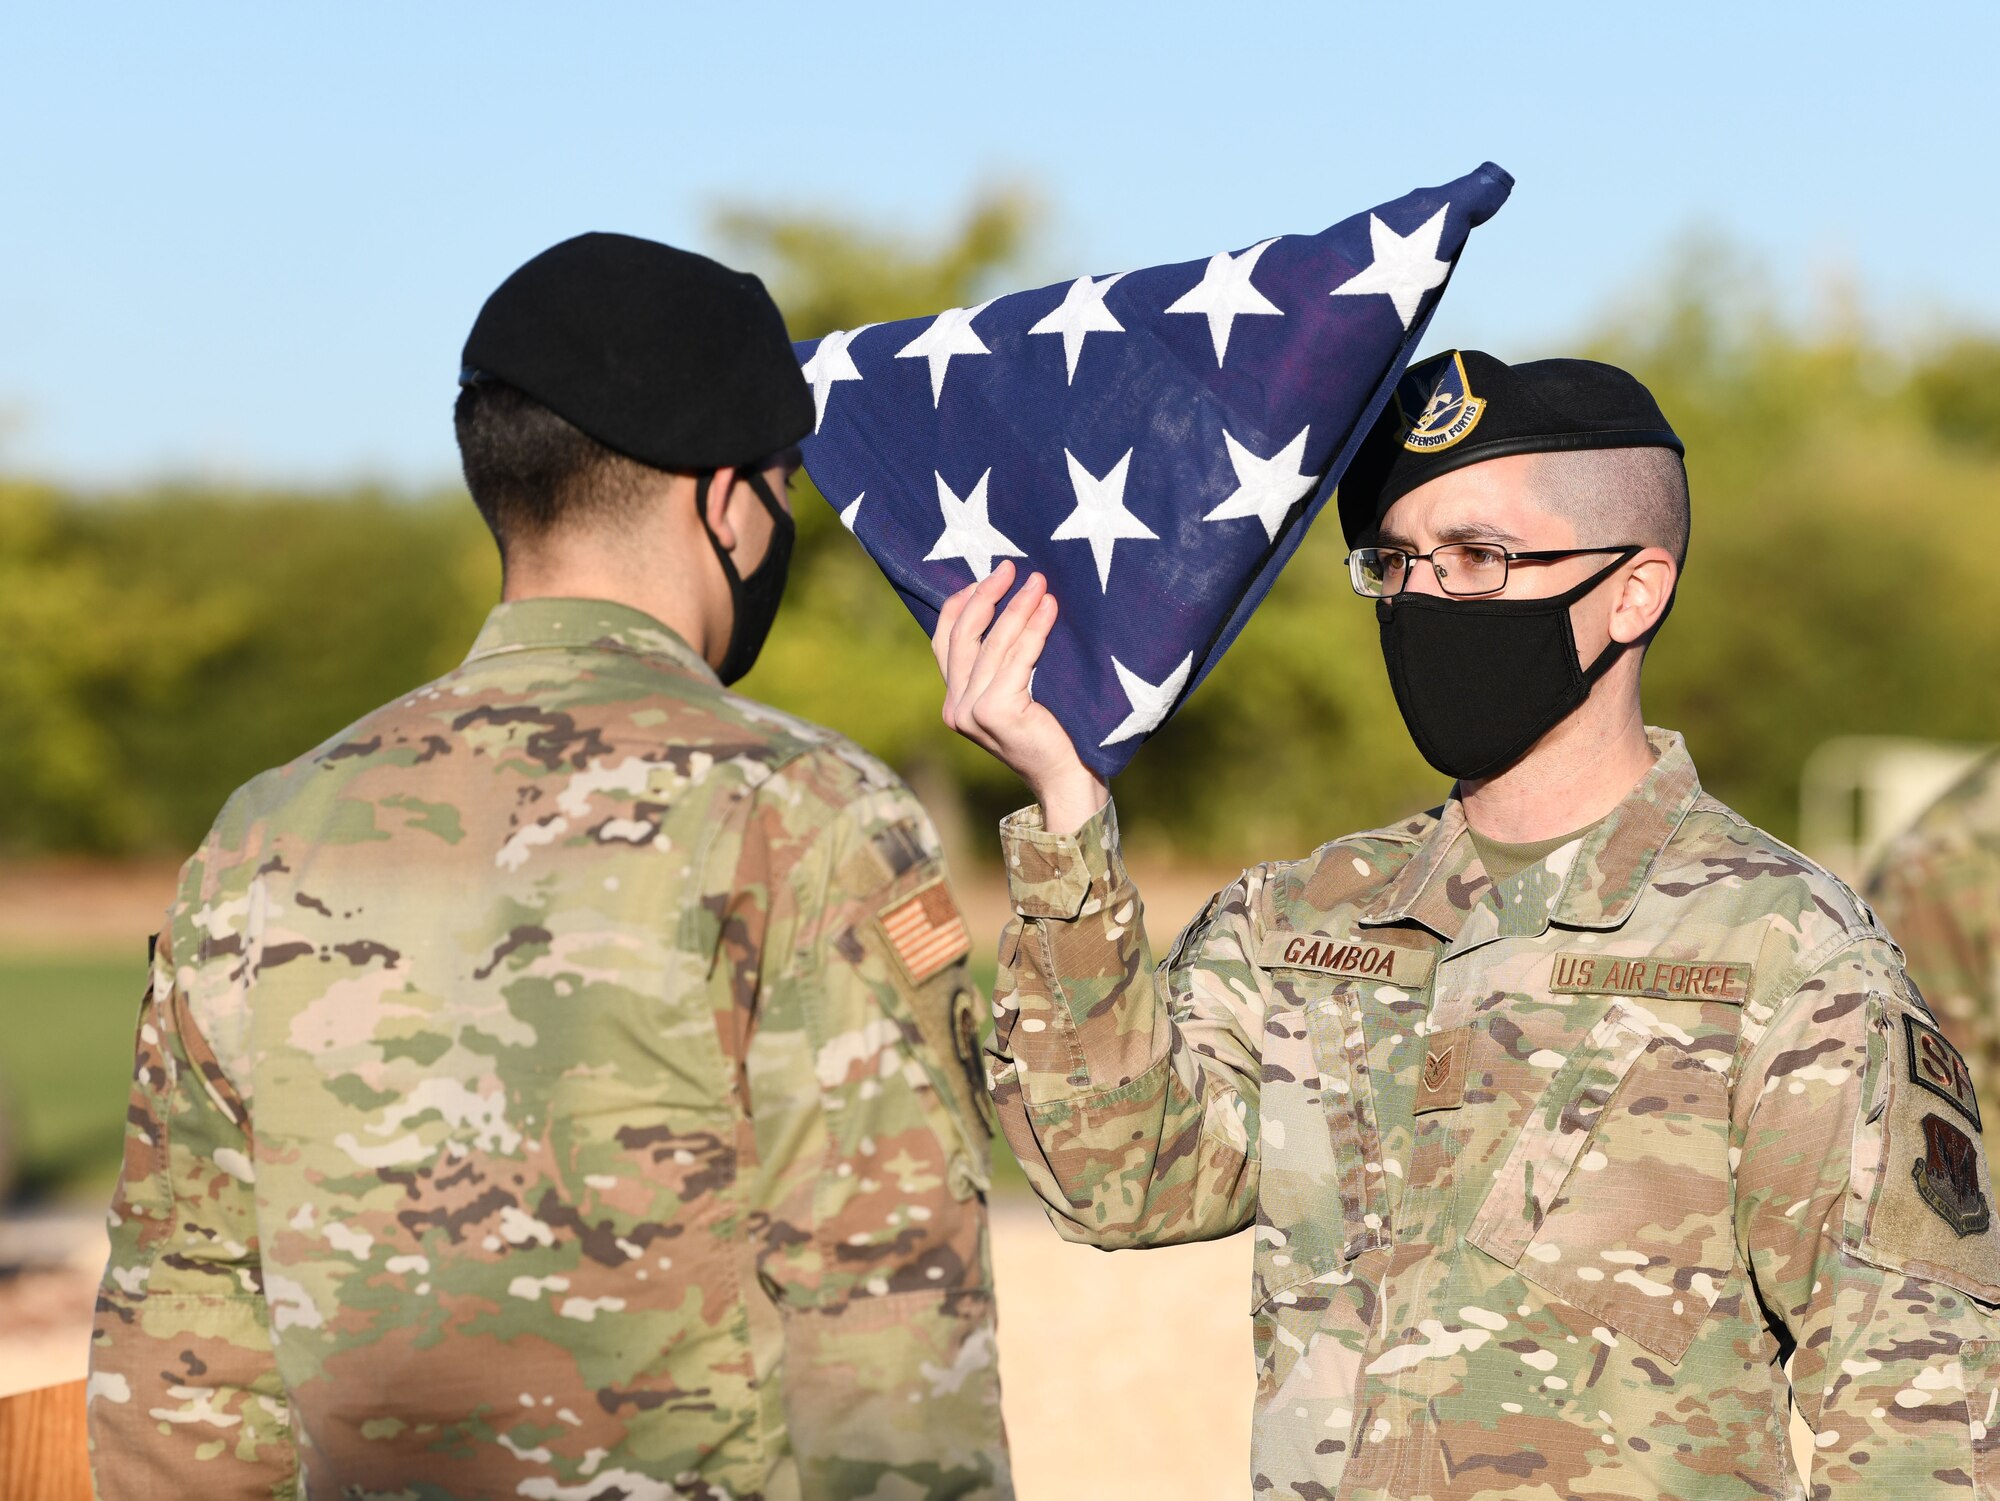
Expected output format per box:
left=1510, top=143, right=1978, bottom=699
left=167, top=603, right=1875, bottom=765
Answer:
left=0, top=483, right=245, bottom=850
left=716, top=186, right=1040, bottom=341
left=0, top=482, right=497, bottom=854
left=1583, top=241, right=2000, bottom=838
left=1911, top=337, right=2000, bottom=457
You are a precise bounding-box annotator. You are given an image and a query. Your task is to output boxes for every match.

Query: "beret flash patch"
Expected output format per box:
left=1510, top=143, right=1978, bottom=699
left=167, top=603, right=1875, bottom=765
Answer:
left=1397, top=349, right=1486, bottom=452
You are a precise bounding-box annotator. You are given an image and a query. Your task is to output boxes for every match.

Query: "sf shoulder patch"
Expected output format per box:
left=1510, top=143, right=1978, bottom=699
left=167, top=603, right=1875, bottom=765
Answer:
left=876, top=876, right=971, bottom=985
left=1906, top=1012, right=1982, bottom=1130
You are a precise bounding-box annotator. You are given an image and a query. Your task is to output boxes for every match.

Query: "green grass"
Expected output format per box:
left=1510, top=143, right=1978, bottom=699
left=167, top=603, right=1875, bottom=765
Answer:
left=0, top=949, right=150, bottom=1199
left=0, top=949, right=1033, bottom=1201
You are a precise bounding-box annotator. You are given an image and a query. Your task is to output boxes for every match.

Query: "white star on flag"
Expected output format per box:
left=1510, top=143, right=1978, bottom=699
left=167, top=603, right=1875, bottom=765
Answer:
left=924, top=470, right=1024, bottom=579
left=1329, top=206, right=1451, bottom=329
left=1029, top=273, right=1127, bottom=383
left=1165, top=238, right=1282, bottom=366
left=1050, top=448, right=1156, bottom=591
left=801, top=326, right=871, bottom=432
left=1202, top=426, right=1315, bottom=542
left=838, top=493, right=864, bottom=530
left=896, top=302, right=993, bottom=406
left=1099, top=652, right=1194, bottom=745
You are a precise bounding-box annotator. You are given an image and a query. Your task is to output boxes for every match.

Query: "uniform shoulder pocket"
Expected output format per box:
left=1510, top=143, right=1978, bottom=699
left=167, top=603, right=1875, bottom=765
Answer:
left=853, top=859, right=993, bottom=1173
left=1851, top=993, right=2000, bottom=1302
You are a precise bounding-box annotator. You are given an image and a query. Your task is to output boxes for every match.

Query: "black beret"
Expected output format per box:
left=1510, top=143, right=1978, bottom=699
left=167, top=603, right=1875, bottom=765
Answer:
left=461, top=232, right=814, bottom=471
left=1338, top=350, right=1683, bottom=546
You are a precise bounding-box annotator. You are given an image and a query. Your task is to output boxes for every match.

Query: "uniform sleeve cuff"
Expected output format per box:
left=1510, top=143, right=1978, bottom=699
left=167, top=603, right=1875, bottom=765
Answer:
left=998, top=798, right=1125, bottom=921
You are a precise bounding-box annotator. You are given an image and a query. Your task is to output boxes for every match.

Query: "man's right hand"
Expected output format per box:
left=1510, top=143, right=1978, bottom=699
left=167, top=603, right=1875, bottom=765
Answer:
left=933, top=560, right=1109, bottom=836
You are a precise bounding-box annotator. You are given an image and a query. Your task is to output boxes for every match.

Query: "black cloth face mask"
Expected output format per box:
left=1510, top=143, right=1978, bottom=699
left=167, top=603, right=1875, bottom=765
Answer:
left=698, top=468, right=794, bottom=685
left=1376, top=548, right=1645, bottom=782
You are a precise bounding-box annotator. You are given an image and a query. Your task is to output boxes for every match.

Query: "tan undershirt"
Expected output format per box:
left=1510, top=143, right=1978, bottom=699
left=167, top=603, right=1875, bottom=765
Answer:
left=1468, top=820, right=1601, bottom=892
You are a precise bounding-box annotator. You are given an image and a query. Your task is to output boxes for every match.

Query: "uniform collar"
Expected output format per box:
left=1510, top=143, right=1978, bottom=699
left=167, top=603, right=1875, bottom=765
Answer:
left=463, top=597, right=719, bottom=685
left=1358, top=728, right=1704, bottom=948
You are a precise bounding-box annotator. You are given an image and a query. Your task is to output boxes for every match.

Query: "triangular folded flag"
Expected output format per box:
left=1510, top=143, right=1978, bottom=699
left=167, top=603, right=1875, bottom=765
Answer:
left=795, top=162, right=1513, bottom=777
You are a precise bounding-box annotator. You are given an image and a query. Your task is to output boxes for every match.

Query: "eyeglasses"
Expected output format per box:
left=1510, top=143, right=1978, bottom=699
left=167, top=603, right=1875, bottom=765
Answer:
left=1345, top=543, right=1640, bottom=598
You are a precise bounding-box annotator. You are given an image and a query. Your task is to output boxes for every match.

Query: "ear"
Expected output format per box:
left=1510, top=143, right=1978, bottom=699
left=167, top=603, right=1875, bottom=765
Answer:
left=1609, top=547, right=1678, bottom=645
left=701, top=465, right=740, bottom=550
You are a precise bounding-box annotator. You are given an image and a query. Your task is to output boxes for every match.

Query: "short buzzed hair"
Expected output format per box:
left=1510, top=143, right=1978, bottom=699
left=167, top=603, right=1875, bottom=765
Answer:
left=1530, top=446, right=1690, bottom=566
left=454, top=379, right=661, bottom=554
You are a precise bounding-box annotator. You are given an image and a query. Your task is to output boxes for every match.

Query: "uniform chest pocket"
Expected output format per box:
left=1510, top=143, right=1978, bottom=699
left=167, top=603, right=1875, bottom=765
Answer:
left=1465, top=1001, right=1736, bottom=1364
left=1252, top=980, right=1391, bottom=1310
left=1304, top=991, right=1393, bottom=1262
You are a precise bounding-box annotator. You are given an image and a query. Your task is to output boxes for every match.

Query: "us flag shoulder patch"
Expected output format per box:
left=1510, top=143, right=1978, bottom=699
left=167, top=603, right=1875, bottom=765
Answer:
left=876, top=876, right=971, bottom=985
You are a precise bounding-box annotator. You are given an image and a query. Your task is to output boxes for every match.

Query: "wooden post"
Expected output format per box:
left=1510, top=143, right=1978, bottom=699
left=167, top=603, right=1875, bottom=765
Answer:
left=0, top=1380, right=91, bottom=1501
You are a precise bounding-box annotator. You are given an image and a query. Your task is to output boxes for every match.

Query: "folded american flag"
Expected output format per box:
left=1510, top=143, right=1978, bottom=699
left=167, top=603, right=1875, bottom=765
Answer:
left=795, top=162, right=1513, bottom=777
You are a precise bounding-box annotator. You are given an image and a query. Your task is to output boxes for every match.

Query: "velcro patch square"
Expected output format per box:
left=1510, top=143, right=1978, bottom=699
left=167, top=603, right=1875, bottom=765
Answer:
left=877, top=877, right=971, bottom=985
left=1414, top=1024, right=1470, bottom=1114
left=1906, top=1012, right=1983, bottom=1131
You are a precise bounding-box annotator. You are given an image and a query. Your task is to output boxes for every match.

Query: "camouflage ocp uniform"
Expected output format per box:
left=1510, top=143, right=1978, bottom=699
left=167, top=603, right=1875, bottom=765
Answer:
left=89, top=598, right=1011, bottom=1501
left=1869, top=749, right=2000, bottom=1164
left=989, top=729, right=2000, bottom=1498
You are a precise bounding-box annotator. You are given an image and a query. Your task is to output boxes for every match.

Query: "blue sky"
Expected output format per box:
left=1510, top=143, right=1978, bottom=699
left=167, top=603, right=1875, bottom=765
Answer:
left=4, top=4, right=1993, bottom=487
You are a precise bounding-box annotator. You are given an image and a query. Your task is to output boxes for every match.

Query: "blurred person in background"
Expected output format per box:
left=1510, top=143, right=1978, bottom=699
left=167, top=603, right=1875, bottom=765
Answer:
left=1870, top=749, right=2000, bottom=1164
left=86, top=233, right=1010, bottom=1500
left=936, top=350, right=2000, bottom=1497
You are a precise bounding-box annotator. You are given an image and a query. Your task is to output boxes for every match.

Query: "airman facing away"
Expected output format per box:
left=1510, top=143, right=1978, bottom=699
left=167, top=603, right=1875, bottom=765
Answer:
left=88, top=233, right=1011, bottom=1500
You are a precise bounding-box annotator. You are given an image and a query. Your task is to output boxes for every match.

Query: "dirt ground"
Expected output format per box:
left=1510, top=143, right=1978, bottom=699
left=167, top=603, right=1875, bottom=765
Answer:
left=992, top=1201, right=1253, bottom=1496
left=0, top=860, right=185, bottom=956
left=0, top=1210, right=103, bottom=1400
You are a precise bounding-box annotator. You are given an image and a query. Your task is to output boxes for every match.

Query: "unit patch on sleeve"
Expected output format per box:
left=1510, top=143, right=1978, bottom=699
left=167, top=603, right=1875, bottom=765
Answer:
left=1549, top=952, right=1751, bottom=1003
left=1256, top=932, right=1435, bottom=987
left=1914, top=1111, right=1991, bottom=1238
left=1906, top=1012, right=1983, bottom=1131
left=876, top=876, right=971, bottom=985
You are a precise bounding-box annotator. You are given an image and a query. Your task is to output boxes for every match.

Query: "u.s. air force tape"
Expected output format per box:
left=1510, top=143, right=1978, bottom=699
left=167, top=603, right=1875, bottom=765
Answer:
left=1550, top=952, right=1752, bottom=1003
